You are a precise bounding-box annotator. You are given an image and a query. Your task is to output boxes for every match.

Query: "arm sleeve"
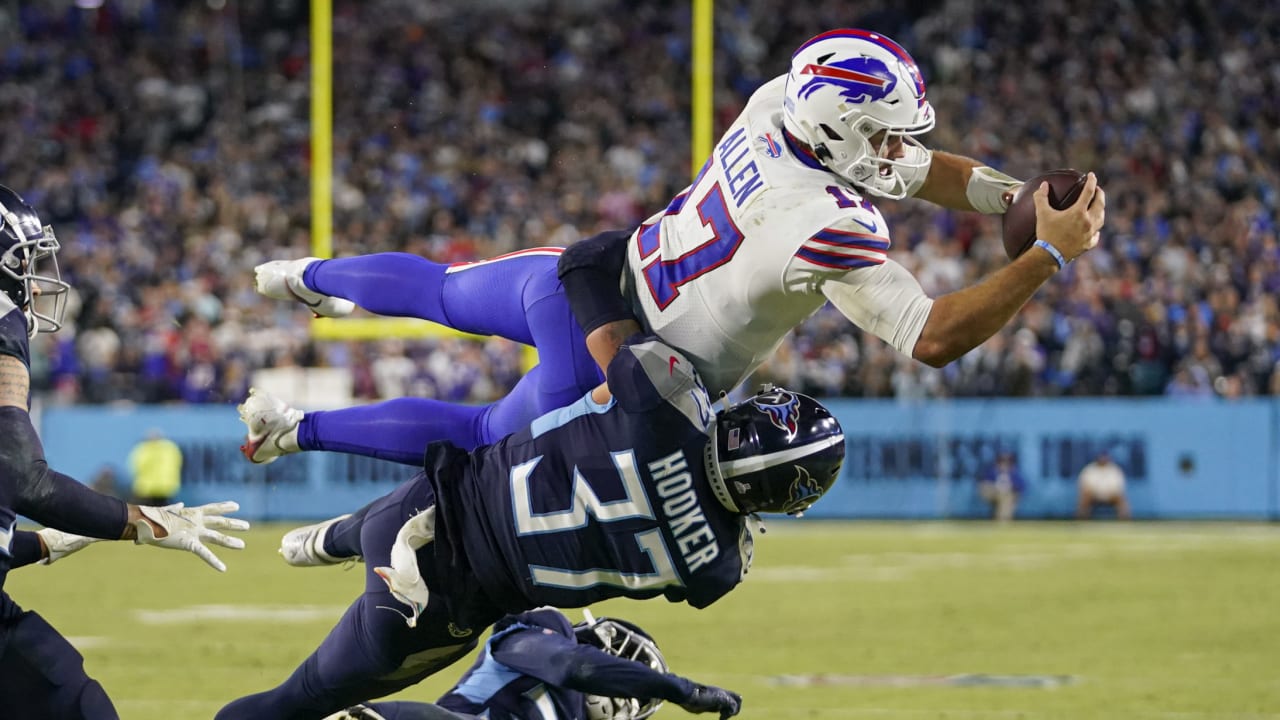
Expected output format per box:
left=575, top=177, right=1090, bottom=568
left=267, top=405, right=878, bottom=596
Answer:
left=0, top=407, right=129, bottom=539
left=819, top=259, right=934, bottom=358
left=557, top=229, right=637, bottom=335
left=9, top=530, right=44, bottom=569
left=492, top=629, right=696, bottom=702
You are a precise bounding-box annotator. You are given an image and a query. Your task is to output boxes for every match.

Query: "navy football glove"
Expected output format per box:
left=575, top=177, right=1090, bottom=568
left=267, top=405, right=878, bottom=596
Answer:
left=678, top=684, right=742, bottom=718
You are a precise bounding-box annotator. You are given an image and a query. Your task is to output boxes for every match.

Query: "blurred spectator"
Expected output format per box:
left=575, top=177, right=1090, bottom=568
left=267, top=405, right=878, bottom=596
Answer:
left=89, top=465, right=124, bottom=500
left=1075, top=450, right=1132, bottom=520
left=126, top=428, right=183, bottom=506
left=977, top=451, right=1027, bottom=522
left=2, top=0, right=1277, bottom=403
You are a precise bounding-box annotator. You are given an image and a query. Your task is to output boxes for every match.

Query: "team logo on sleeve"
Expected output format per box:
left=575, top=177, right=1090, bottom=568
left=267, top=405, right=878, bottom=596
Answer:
left=751, top=389, right=800, bottom=437
left=782, top=466, right=826, bottom=514
left=757, top=132, right=783, bottom=159
left=797, top=58, right=896, bottom=103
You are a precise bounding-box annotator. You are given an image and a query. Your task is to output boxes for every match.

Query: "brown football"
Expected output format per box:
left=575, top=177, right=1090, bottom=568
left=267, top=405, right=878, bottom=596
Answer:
left=1001, top=169, right=1088, bottom=260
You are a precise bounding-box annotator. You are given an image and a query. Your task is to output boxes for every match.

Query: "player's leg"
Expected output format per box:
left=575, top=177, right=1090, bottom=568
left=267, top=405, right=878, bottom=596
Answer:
left=285, top=472, right=424, bottom=565
left=0, top=608, right=120, bottom=720
left=214, top=594, right=476, bottom=720
left=243, top=250, right=601, bottom=462
left=217, top=475, right=480, bottom=720
left=300, top=250, right=557, bottom=342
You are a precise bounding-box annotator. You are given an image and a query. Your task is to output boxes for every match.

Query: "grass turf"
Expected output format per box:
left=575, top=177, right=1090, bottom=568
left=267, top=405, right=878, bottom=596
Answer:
left=7, top=521, right=1278, bottom=719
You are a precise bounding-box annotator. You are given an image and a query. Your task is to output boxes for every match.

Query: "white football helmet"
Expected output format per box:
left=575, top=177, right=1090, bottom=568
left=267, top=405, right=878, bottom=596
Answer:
left=576, top=610, right=668, bottom=720
left=782, top=29, right=935, bottom=199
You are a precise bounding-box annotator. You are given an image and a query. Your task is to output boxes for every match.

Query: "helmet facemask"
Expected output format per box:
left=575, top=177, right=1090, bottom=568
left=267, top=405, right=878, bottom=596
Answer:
left=815, top=106, right=934, bottom=199
left=0, top=200, right=70, bottom=338
left=782, top=29, right=936, bottom=199
left=575, top=611, right=668, bottom=720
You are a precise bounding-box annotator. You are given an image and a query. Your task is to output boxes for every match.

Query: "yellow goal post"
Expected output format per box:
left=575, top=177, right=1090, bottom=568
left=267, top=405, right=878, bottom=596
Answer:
left=307, top=0, right=714, bottom=363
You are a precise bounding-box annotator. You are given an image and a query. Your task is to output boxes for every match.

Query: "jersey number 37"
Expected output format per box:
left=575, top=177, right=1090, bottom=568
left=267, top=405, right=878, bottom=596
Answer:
left=509, top=450, right=682, bottom=591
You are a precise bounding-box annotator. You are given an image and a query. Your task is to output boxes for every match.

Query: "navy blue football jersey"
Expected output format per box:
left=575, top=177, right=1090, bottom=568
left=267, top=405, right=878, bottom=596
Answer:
left=436, top=609, right=585, bottom=719
left=0, top=297, right=26, bottom=614
left=0, top=297, right=29, bottom=367
left=432, top=338, right=752, bottom=613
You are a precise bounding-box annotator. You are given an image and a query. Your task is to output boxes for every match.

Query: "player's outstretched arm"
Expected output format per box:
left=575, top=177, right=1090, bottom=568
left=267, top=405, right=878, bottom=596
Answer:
left=677, top=683, right=743, bottom=718
left=557, top=229, right=641, bottom=375
left=914, top=151, right=1022, bottom=214
left=2, top=356, right=249, bottom=570
left=7, top=503, right=248, bottom=573
left=912, top=173, right=1105, bottom=367
left=495, top=629, right=742, bottom=717
left=129, top=502, right=250, bottom=572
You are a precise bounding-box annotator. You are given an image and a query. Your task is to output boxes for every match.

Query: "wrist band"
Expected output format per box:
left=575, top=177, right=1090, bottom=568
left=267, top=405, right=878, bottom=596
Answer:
left=1033, top=239, right=1066, bottom=270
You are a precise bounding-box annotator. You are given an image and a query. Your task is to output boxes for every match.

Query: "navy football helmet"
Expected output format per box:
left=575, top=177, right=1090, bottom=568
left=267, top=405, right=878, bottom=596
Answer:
left=705, top=385, right=845, bottom=515
left=0, top=185, right=69, bottom=337
left=574, top=611, right=668, bottom=720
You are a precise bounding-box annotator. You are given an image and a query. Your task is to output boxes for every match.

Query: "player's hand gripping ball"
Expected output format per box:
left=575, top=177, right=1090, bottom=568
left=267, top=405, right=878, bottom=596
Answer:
left=1001, top=169, right=1088, bottom=260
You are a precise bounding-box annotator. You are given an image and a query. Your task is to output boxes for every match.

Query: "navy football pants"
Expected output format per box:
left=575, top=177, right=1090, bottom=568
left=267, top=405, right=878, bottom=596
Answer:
left=215, top=476, right=485, bottom=720
left=0, top=608, right=118, bottom=719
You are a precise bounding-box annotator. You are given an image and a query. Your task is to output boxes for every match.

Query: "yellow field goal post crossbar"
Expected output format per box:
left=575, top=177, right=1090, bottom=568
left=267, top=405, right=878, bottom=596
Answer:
left=307, top=0, right=715, bottom=368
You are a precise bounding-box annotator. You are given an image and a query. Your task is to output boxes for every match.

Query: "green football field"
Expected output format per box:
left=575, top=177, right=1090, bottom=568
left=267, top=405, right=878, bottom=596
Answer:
left=8, top=521, right=1279, bottom=720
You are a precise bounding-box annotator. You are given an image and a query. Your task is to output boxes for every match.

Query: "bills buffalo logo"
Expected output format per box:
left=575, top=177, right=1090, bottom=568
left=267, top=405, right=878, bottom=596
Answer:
left=758, top=132, right=783, bottom=159
left=782, top=465, right=825, bottom=514
left=752, top=389, right=800, bottom=437
left=797, top=57, right=896, bottom=103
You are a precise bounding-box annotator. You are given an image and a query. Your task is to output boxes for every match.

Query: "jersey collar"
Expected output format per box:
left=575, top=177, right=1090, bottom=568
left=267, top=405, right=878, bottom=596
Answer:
left=781, top=129, right=828, bottom=172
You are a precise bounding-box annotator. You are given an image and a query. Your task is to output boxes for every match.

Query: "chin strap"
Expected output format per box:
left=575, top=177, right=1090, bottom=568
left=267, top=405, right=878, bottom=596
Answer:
left=702, top=425, right=741, bottom=514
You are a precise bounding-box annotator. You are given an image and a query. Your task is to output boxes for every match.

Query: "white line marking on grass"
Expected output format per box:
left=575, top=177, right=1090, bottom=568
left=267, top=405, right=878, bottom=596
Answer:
left=135, top=604, right=348, bottom=625
left=747, top=702, right=1280, bottom=712
left=65, top=636, right=110, bottom=650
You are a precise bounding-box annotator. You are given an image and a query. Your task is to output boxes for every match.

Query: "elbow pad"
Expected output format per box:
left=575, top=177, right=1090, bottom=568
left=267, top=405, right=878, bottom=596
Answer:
left=558, top=229, right=637, bottom=335
left=966, top=166, right=1024, bottom=214
left=0, top=406, right=128, bottom=539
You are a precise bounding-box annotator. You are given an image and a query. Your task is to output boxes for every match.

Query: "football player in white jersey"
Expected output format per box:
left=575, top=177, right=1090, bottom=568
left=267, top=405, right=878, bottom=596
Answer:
left=569, top=28, right=1104, bottom=390
left=240, top=28, right=1104, bottom=467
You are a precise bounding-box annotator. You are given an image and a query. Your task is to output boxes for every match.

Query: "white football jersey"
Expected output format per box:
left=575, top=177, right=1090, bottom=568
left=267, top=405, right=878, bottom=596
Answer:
left=623, top=75, right=933, bottom=395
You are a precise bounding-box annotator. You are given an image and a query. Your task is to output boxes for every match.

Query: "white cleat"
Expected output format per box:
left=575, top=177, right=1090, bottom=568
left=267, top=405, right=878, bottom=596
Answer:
left=279, top=514, right=356, bottom=567
left=254, top=258, right=355, bottom=318
left=238, top=388, right=304, bottom=465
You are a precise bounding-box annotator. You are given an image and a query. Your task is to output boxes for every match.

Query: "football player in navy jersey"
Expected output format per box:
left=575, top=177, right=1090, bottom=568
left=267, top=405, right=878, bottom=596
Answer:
left=0, top=185, right=250, bottom=719
left=325, top=608, right=740, bottom=720
left=217, top=336, right=842, bottom=720
left=239, top=27, right=1101, bottom=471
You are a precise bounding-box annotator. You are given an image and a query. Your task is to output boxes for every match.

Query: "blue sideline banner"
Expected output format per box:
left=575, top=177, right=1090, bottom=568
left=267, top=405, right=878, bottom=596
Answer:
left=39, top=399, right=1280, bottom=521
left=812, top=398, right=1276, bottom=520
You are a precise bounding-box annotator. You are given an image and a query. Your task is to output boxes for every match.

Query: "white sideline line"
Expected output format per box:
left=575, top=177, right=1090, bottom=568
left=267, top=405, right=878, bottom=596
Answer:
left=796, top=711, right=1280, bottom=720
left=135, top=604, right=348, bottom=624
left=65, top=636, right=110, bottom=650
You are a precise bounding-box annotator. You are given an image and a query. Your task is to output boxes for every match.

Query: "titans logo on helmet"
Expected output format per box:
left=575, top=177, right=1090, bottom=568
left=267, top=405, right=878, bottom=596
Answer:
left=796, top=58, right=897, bottom=103
left=751, top=389, right=799, bottom=437
left=782, top=466, right=825, bottom=514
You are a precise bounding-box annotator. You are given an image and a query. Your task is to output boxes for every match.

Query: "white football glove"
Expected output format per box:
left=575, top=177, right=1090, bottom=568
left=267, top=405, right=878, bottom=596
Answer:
left=36, top=528, right=101, bottom=565
left=132, top=501, right=251, bottom=572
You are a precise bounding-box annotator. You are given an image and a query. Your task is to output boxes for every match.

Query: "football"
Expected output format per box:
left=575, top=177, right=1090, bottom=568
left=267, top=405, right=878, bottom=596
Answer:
left=1001, top=169, right=1088, bottom=260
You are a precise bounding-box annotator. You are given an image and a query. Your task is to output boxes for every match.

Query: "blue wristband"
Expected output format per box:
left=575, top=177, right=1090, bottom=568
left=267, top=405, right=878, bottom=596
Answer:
left=1033, top=239, right=1066, bottom=270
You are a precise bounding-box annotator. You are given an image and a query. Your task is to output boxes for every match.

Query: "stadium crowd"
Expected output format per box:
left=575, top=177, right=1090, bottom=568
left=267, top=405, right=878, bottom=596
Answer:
left=1, top=0, right=1276, bottom=403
